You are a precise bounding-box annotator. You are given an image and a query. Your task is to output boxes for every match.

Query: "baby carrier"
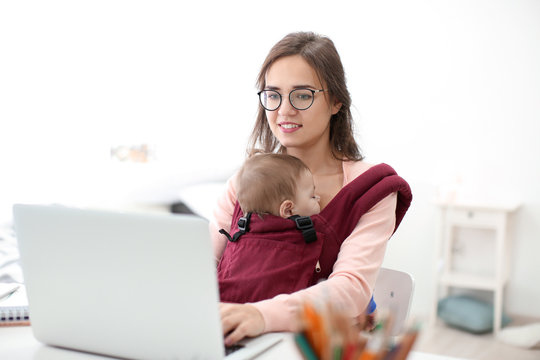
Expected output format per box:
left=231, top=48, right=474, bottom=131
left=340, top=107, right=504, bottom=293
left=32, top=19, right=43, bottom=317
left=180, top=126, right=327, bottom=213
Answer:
left=217, top=163, right=412, bottom=304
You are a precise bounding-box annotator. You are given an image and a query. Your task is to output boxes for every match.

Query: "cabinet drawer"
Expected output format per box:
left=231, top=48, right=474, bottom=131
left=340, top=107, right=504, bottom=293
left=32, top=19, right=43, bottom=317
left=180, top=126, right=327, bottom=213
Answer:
left=445, top=207, right=505, bottom=228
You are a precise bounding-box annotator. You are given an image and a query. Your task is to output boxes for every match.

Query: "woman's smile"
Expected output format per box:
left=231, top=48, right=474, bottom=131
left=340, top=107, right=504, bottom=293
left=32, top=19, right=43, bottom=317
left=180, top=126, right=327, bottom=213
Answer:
left=278, top=122, right=302, bottom=133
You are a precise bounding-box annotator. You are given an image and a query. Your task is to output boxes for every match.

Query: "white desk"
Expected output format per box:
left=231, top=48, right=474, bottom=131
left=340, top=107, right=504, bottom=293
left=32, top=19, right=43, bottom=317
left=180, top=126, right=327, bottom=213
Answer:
left=1, top=326, right=467, bottom=360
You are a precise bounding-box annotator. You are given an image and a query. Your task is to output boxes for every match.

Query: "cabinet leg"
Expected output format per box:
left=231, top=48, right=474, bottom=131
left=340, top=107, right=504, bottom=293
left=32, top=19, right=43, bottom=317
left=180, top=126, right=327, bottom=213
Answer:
left=430, top=285, right=439, bottom=328
left=494, top=288, right=503, bottom=334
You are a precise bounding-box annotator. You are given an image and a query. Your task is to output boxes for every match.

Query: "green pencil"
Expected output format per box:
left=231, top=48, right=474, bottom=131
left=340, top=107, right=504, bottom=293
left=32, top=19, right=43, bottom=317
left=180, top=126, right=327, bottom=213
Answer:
left=294, top=333, right=318, bottom=360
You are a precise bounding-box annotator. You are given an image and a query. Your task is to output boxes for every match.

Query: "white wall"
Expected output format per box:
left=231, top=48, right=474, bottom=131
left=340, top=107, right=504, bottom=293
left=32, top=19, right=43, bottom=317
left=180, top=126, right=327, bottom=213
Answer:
left=1, top=1, right=539, bottom=318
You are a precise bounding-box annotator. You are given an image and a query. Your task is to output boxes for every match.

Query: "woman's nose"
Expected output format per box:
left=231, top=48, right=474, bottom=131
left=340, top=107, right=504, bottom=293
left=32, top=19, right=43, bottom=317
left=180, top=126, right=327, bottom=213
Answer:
left=278, top=95, right=297, bottom=116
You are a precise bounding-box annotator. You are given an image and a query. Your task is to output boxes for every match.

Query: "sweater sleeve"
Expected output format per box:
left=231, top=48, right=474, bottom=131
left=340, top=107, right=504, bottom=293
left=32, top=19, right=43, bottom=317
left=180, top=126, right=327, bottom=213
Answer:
left=209, top=174, right=238, bottom=263
left=251, top=191, right=397, bottom=332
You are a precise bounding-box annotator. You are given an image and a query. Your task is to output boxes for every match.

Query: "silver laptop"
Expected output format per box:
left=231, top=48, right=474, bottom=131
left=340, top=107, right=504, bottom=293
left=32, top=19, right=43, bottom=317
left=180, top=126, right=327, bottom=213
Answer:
left=13, top=204, right=282, bottom=360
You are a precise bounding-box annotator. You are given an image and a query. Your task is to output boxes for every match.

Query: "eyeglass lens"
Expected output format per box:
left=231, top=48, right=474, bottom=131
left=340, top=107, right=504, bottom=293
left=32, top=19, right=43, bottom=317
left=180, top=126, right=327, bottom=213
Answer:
left=259, top=89, right=315, bottom=111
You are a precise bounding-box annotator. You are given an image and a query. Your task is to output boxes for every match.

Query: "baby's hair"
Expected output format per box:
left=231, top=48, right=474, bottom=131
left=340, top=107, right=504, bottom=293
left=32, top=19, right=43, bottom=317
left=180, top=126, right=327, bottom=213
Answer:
left=236, top=153, right=310, bottom=216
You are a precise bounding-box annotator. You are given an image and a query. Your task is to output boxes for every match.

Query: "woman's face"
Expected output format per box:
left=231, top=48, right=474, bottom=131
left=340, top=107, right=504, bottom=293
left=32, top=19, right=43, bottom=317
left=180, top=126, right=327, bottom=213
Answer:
left=264, top=55, right=341, bottom=152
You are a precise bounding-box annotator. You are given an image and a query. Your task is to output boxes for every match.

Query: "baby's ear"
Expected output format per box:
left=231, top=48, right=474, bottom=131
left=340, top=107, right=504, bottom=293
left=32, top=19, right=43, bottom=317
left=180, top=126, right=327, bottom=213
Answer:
left=279, top=200, right=295, bottom=218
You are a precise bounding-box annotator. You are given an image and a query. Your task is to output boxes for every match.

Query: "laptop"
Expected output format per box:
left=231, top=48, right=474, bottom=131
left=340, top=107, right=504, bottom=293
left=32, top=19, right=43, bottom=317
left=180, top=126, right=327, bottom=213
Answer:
left=13, top=204, right=282, bottom=360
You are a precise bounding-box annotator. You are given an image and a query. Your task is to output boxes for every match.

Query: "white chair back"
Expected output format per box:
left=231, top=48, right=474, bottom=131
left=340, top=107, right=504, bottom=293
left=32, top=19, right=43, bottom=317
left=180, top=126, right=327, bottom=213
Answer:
left=373, top=267, right=415, bottom=336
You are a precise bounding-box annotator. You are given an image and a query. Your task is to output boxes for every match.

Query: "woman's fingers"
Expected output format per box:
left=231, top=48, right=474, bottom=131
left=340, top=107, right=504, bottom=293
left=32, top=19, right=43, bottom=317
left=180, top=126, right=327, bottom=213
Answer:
left=224, top=321, right=248, bottom=346
left=219, top=303, right=265, bottom=345
left=220, top=303, right=240, bottom=337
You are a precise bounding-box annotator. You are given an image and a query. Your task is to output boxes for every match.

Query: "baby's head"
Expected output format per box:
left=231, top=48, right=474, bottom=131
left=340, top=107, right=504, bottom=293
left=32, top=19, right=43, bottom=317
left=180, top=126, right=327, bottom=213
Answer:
left=236, top=153, right=320, bottom=218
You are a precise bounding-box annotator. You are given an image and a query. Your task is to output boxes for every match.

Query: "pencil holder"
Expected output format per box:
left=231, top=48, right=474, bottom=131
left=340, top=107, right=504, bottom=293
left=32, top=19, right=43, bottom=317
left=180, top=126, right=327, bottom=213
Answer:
left=295, top=302, right=419, bottom=360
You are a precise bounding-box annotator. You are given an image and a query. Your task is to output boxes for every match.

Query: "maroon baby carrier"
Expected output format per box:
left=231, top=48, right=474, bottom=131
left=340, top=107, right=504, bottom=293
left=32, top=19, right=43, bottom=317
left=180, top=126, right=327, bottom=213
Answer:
left=217, top=163, right=412, bottom=303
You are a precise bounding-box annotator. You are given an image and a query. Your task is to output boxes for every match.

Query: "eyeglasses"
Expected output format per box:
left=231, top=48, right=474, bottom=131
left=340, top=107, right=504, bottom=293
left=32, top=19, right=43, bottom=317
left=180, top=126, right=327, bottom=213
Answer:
left=257, top=88, right=326, bottom=111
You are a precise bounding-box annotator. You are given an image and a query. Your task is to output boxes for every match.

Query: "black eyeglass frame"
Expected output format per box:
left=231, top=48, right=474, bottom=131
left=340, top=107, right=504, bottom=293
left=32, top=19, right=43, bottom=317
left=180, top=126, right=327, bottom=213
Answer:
left=257, top=88, right=327, bottom=111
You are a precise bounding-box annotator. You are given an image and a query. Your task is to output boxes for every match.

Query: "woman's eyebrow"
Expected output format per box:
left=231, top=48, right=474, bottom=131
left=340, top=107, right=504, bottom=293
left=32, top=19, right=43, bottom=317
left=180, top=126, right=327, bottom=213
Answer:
left=265, top=84, right=318, bottom=90
left=293, top=84, right=317, bottom=89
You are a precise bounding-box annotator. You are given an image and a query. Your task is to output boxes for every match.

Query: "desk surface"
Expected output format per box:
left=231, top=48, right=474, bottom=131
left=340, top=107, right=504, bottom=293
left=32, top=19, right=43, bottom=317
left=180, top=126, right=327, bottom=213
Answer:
left=1, top=326, right=468, bottom=360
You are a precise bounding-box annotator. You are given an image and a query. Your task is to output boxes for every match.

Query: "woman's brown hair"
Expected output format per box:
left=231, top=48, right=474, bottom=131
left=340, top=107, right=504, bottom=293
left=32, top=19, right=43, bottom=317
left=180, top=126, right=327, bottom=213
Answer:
left=247, top=31, right=363, bottom=161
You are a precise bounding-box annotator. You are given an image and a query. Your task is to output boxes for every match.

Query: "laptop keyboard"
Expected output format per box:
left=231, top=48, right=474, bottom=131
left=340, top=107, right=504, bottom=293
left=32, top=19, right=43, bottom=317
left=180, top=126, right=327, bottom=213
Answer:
left=225, top=343, right=245, bottom=355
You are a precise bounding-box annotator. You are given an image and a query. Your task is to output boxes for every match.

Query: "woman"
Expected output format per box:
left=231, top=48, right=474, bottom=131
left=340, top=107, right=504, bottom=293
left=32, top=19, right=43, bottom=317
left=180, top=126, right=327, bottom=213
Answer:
left=210, top=32, right=411, bottom=345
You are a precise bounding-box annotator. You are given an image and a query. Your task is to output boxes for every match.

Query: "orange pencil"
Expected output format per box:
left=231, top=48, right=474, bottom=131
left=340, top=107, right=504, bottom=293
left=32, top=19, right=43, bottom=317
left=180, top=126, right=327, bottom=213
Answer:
left=302, top=302, right=329, bottom=359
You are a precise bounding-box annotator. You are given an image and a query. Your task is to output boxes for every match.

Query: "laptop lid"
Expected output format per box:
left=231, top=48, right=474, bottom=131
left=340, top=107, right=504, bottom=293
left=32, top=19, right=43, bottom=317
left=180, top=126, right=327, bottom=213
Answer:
left=14, top=204, right=228, bottom=359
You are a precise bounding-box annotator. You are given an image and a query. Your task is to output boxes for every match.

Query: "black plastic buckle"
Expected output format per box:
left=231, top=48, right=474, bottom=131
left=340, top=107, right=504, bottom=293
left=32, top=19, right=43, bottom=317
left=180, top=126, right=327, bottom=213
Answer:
left=237, top=212, right=252, bottom=233
left=294, top=216, right=313, bottom=230
left=237, top=217, right=248, bottom=232
left=291, top=216, right=317, bottom=244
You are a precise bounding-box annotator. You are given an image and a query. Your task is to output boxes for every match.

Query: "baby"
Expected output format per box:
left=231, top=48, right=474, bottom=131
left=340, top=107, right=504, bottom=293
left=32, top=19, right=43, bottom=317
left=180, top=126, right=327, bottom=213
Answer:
left=235, top=152, right=321, bottom=218
left=220, top=152, right=376, bottom=325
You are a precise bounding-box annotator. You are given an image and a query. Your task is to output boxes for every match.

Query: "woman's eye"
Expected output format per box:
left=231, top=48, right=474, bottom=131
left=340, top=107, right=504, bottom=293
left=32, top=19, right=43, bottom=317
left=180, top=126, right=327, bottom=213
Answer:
left=296, top=93, right=312, bottom=100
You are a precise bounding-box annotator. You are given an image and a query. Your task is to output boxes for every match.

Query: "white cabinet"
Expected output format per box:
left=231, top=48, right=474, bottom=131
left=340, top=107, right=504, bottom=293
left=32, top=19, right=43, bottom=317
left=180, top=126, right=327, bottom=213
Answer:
left=431, top=201, right=519, bottom=333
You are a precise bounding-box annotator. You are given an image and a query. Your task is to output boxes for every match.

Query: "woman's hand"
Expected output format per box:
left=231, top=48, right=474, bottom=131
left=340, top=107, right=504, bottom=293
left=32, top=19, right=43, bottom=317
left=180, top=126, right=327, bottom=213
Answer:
left=220, top=302, right=265, bottom=345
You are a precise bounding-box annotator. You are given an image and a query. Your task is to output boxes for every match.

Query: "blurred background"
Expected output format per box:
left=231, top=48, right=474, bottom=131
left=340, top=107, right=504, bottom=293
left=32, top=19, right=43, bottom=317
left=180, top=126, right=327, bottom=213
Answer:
left=1, top=0, right=539, bottom=327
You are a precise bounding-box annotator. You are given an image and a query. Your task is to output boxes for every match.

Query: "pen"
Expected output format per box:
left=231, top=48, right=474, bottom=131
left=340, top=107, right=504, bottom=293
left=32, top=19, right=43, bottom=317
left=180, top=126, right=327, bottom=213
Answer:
left=0, top=285, right=20, bottom=302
